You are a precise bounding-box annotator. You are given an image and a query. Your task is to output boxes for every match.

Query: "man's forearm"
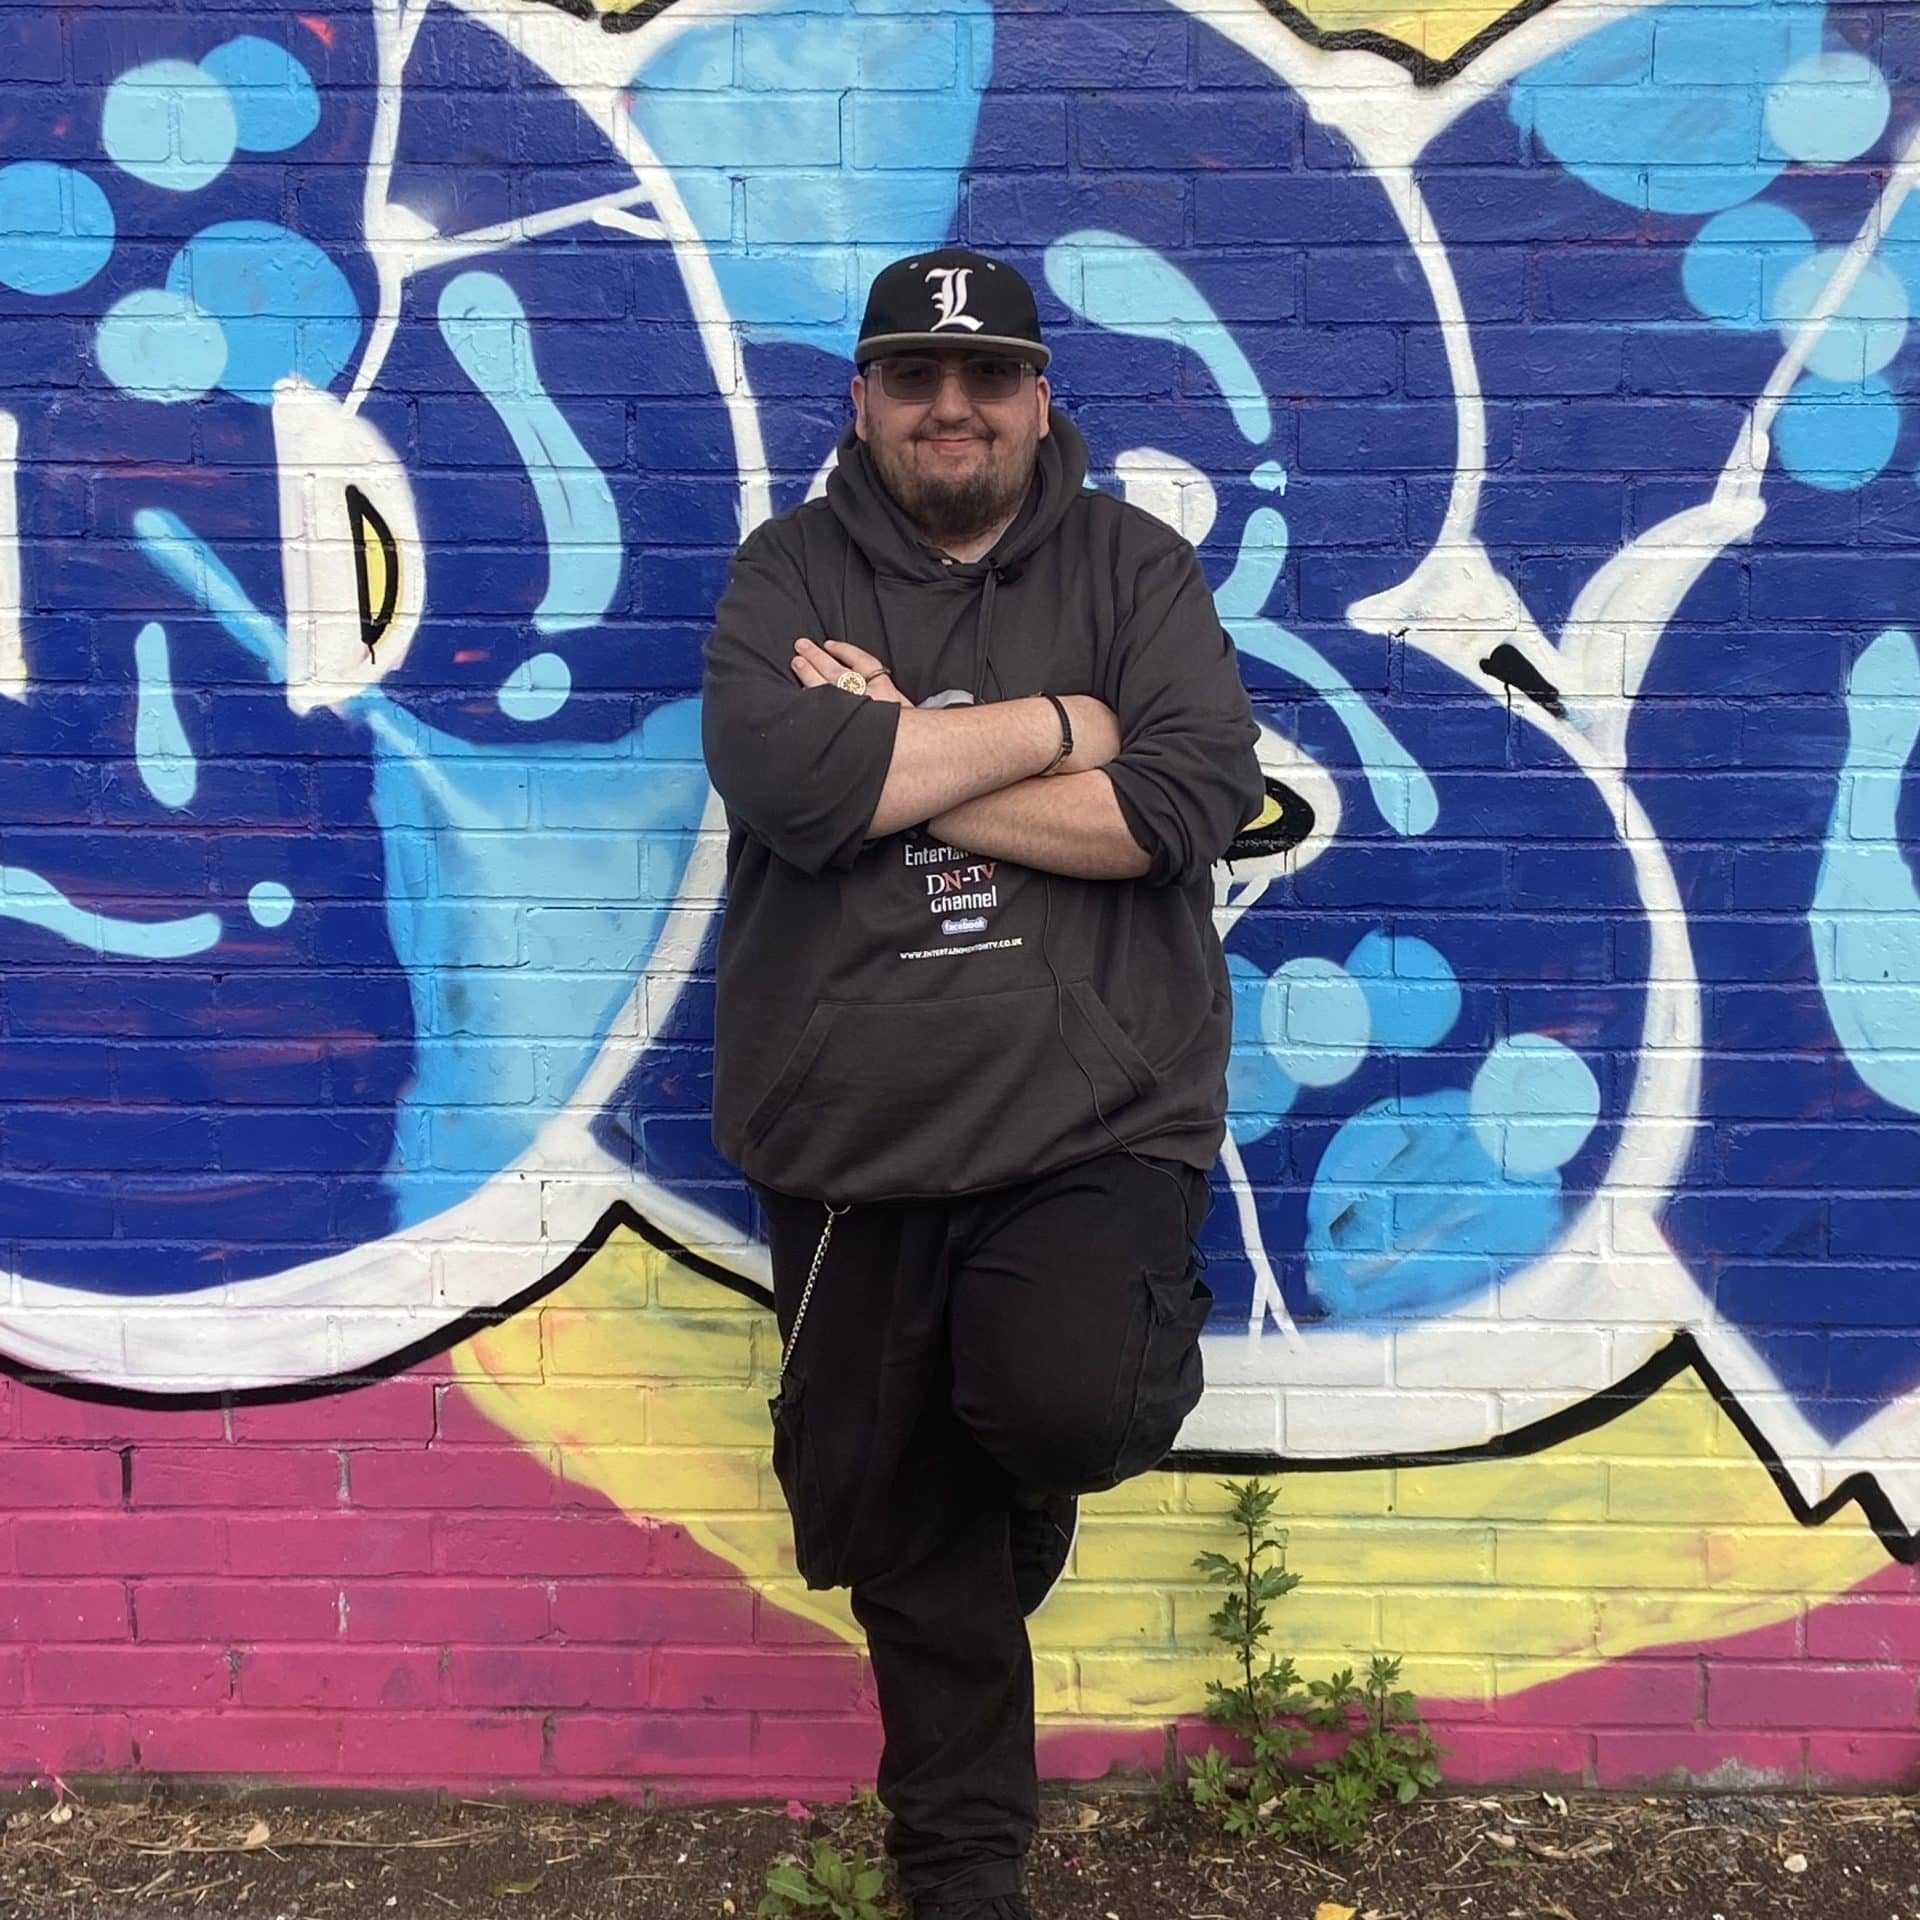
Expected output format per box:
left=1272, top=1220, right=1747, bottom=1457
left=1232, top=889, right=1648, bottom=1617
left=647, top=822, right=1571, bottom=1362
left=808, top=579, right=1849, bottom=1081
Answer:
left=927, top=770, right=1152, bottom=880
left=867, top=698, right=1060, bottom=837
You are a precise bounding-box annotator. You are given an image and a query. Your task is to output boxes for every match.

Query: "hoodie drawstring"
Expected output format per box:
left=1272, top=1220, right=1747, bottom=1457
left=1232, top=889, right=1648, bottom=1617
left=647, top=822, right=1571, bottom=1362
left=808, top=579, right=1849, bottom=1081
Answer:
left=973, top=563, right=1000, bottom=702
left=973, top=557, right=1021, bottom=704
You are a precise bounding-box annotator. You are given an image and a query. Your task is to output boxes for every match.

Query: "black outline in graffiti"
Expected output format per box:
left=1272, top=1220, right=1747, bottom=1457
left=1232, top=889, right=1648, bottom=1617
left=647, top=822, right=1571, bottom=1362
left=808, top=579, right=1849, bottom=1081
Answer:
left=1253, top=0, right=1563, bottom=87
left=3, top=1200, right=1914, bottom=1567
left=1228, top=775, right=1316, bottom=861
left=345, top=485, right=400, bottom=665
left=527, top=0, right=1560, bottom=85
left=528, top=0, right=684, bottom=35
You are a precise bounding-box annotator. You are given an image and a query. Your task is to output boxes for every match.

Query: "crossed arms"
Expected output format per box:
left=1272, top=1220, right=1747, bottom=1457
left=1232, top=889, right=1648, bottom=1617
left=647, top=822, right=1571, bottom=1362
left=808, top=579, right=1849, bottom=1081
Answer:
left=700, top=527, right=1262, bottom=887
left=788, top=635, right=1148, bottom=880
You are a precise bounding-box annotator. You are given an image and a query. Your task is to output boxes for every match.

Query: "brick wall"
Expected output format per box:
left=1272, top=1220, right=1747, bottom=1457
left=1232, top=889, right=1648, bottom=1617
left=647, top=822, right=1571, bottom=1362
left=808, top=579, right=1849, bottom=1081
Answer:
left=0, top=0, right=1916, bottom=1800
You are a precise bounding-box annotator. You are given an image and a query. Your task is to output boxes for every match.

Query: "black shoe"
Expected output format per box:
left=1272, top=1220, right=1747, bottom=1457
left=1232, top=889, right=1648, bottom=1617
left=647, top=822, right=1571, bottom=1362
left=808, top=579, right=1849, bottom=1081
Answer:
left=1009, top=1489, right=1078, bottom=1617
left=912, top=1897, right=1034, bottom=1920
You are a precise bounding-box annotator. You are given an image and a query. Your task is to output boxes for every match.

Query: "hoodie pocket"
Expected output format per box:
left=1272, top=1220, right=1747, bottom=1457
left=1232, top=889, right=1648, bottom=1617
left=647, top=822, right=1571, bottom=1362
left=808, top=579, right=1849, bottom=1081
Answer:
left=744, top=1003, right=838, bottom=1146
left=741, top=980, right=1149, bottom=1197
left=1065, top=979, right=1153, bottom=1102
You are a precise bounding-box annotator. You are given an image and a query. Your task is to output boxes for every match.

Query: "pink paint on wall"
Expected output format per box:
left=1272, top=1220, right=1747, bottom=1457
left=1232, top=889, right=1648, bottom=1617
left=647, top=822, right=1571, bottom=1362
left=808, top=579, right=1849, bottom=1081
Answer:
left=3, top=1355, right=1918, bottom=1798
left=0, top=1361, right=880, bottom=1796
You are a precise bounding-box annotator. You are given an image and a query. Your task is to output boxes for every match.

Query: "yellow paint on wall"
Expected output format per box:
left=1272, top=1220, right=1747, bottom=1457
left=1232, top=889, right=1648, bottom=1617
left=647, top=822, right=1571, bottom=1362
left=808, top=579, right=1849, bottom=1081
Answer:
left=452, top=1226, right=1893, bottom=1721
left=1284, top=0, right=1532, bottom=61
left=560, top=0, right=1537, bottom=67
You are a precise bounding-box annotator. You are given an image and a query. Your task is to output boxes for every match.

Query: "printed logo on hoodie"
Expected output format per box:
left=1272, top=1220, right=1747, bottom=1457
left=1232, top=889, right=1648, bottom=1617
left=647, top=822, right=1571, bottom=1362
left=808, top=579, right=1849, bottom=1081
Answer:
left=904, top=835, right=1000, bottom=923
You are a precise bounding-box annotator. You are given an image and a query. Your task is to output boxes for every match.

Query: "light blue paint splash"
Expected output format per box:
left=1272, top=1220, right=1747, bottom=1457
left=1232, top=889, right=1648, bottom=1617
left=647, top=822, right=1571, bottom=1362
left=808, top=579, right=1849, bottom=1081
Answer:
left=499, top=651, right=572, bottom=722
left=200, top=37, right=321, bottom=154
left=629, top=0, right=987, bottom=356
left=0, top=866, right=219, bottom=960
left=133, top=506, right=709, bottom=1228
left=248, top=880, right=295, bottom=928
left=1306, top=1088, right=1562, bottom=1319
left=1262, top=956, right=1369, bottom=1088
left=1658, top=34, right=1906, bottom=496
left=1773, top=251, right=1908, bottom=383
left=1658, top=28, right=1904, bottom=496
left=132, top=621, right=196, bottom=809
left=1776, top=372, right=1901, bottom=491
left=1509, top=0, right=1825, bottom=213
left=1231, top=931, right=1577, bottom=1316
left=1345, top=930, right=1460, bottom=1051
left=102, top=59, right=237, bottom=194
left=0, top=162, right=114, bottom=296
left=1218, top=507, right=1439, bottom=835
left=1765, top=50, right=1890, bottom=165
left=1225, top=950, right=1298, bottom=1144
left=1683, top=202, right=1814, bottom=330
left=1251, top=461, right=1287, bottom=493
left=365, top=698, right=707, bottom=1224
left=132, top=508, right=288, bottom=676
left=97, top=290, right=227, bottom=404
left=1043, top=230, right=1271, bottom=443
left=438, top=273, right=621, bottom=637
left=165, top=222, right=360, bottom=405
left=1469, top=1033, right=1600, bottom=1175
left=1812, top=626, right=1920, bottom=1112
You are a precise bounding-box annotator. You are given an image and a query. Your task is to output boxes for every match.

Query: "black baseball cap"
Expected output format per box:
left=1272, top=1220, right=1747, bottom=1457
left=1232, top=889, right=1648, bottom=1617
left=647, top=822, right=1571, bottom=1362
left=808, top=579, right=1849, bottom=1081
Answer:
left=854, top=247, right=1051, bottom=371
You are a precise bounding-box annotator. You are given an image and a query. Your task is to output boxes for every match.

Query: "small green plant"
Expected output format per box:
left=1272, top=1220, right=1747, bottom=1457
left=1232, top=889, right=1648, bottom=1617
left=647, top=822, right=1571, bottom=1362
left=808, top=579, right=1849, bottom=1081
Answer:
left=1187, top=1479, right=1441, bottom=1848
left=845, top=1788, right=887, bottom=1826
left=758, top=1839, right=895, bottom=1920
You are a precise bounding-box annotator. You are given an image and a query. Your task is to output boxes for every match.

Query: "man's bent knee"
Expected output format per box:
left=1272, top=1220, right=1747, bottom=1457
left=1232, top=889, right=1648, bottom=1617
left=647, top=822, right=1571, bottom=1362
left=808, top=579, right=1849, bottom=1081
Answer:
left=961, top=1258, right=1216, bottom=1493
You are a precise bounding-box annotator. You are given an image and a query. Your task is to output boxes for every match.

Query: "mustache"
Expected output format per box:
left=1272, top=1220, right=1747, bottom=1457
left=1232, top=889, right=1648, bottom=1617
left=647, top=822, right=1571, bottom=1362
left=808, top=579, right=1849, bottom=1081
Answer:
left=912, top=425, right=993, bottom=442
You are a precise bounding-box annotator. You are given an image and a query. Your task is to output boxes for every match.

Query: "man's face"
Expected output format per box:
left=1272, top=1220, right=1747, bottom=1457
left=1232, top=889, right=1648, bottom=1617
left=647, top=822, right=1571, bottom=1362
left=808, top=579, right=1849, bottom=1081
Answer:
left=851, top=348, right=1051, bottom=544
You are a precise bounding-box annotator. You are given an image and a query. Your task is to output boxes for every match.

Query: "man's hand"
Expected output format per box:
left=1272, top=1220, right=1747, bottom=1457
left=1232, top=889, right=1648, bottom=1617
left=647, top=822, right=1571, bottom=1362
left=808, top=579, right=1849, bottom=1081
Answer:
left=790, top=637, right=915, bottom=707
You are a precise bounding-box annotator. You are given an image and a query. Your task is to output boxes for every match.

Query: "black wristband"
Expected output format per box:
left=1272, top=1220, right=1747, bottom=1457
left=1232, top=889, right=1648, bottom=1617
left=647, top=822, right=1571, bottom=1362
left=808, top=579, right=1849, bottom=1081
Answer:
left=1042, top=691, right=1073, bottom=775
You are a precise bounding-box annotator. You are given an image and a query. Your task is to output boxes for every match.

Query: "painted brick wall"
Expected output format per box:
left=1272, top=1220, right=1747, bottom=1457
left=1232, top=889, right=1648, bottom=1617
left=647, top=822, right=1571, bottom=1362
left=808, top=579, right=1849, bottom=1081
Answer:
left=0, top=0, right=1918, bottom=1802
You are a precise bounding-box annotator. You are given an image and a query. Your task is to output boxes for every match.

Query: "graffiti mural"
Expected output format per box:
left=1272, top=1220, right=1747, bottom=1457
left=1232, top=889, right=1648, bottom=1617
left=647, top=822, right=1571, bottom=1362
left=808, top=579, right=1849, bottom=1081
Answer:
left=4, top=0, right=1920, bottom=1791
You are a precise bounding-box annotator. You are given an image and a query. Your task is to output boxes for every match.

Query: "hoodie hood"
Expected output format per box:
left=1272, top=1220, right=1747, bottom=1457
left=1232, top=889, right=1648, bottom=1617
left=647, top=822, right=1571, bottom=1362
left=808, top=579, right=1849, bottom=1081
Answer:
left=825, top=407, right=1091, bottom=582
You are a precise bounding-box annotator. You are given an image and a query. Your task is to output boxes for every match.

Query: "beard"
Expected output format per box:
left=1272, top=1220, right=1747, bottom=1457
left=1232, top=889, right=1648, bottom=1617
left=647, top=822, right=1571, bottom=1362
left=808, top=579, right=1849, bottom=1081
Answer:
left=872, top=427, right=1036, bottom=548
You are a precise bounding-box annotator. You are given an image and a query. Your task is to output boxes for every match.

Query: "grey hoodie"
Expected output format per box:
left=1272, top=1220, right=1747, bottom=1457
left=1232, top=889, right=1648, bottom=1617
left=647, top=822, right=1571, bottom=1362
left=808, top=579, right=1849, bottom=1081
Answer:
left=699, top=410, right=1262, bottom=1203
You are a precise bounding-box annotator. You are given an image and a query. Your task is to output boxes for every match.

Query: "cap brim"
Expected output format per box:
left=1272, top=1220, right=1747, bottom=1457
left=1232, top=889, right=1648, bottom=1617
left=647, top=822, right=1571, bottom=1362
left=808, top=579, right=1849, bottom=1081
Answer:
left=854, top=331, right=1051, bottom=370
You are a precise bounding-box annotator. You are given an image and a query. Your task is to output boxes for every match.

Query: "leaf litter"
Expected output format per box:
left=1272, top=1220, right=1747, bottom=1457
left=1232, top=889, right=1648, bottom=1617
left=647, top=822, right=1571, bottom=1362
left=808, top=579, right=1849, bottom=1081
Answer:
left=0, top=1784, right=1912, bottom=1916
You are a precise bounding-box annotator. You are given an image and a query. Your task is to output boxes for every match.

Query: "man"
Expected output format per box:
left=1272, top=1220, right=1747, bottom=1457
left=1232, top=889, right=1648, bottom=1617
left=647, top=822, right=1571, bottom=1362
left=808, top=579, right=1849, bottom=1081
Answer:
left=699, top=247, right=1263, bottom=1920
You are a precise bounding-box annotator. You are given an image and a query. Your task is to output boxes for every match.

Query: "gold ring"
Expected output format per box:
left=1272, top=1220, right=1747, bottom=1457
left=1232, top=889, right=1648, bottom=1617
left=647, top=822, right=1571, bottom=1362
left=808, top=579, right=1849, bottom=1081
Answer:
left=835, top=670, right=868, bottom=695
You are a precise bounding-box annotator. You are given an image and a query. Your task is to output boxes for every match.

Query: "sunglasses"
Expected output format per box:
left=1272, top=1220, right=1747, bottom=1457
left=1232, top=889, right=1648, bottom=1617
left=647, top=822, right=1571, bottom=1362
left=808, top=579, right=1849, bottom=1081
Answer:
left=867, top=354, right=1035, bottom=404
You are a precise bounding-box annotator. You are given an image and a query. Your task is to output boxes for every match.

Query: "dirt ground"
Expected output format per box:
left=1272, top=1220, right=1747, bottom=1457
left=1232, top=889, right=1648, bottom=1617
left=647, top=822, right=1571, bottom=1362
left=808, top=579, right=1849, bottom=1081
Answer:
left=0, top=1780, right=1915, bottom=1919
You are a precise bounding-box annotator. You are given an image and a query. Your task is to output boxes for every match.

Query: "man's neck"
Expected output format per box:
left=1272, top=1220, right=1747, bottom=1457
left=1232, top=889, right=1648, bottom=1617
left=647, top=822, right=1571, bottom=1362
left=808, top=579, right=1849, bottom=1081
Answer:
left=926, top=505, right=1020, bottom=567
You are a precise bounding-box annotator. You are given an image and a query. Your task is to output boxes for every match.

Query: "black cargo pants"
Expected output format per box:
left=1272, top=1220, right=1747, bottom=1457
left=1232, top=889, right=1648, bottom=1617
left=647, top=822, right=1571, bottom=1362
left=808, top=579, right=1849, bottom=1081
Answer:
left=752, top=1150, right=1214, bottom=1907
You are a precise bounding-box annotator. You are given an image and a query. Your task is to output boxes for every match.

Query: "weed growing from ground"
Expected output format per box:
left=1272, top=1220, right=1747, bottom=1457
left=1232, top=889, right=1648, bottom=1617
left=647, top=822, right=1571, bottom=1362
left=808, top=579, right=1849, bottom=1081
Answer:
left=1188, top=1478, right=1442, bottom=1847
left=758, top=1838, right=894, bottom=1919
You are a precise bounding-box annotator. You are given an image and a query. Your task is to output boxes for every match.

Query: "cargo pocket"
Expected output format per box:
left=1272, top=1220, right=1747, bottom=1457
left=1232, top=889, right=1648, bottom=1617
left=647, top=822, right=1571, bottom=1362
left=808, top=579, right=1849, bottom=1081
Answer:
left=768, top=1371, right=840, bottom=1590
left=1110, top=1260, right=1214, bottom=1484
